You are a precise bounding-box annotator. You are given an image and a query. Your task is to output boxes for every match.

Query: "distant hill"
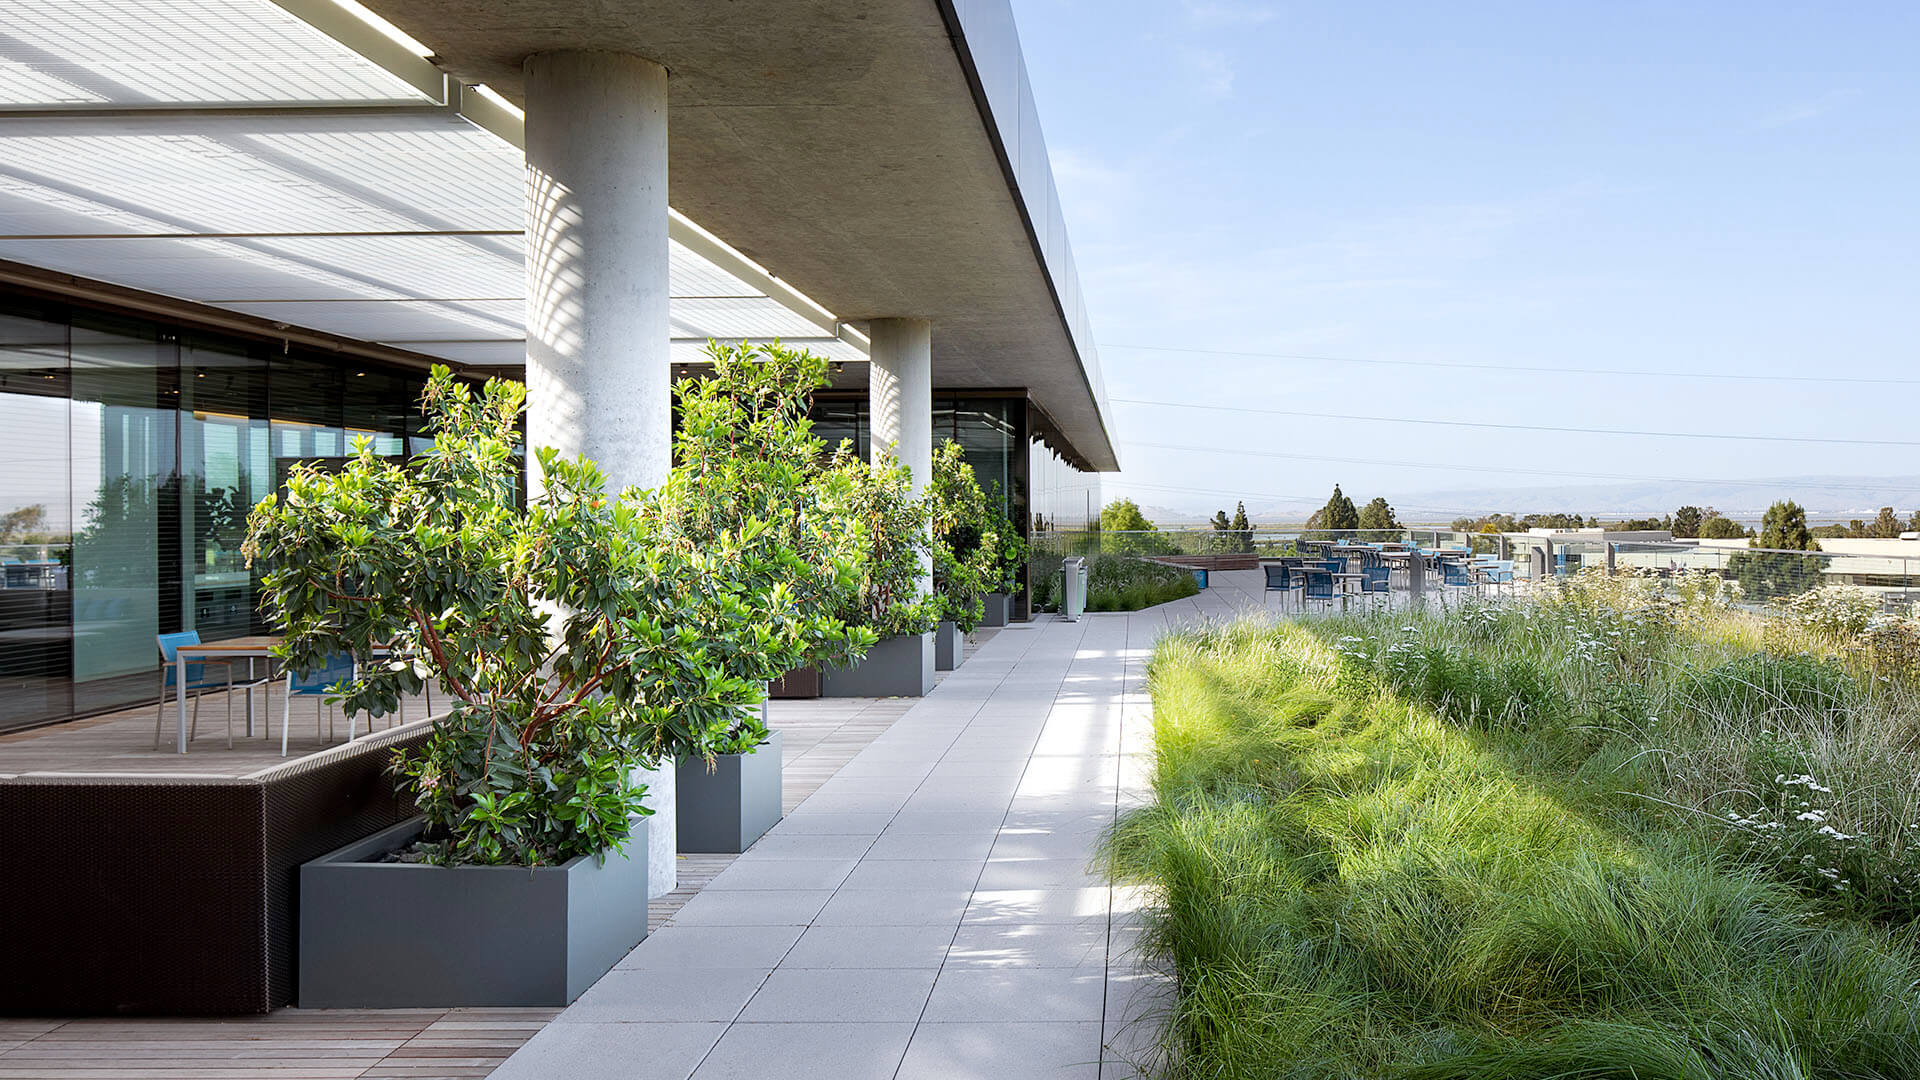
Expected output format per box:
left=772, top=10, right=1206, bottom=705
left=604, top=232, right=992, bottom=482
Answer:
left=1130, top=475, right=1920, bottom=528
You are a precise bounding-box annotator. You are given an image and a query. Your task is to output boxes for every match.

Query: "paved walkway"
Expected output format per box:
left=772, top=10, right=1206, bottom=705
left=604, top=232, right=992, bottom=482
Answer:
left=492, top=612, right=1172, bottom=1080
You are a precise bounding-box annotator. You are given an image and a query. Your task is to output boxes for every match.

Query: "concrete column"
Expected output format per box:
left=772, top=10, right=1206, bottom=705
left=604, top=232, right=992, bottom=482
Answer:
left=523, top=50, right=676, bottom=897
left=868, top=318, right=935, bottom=596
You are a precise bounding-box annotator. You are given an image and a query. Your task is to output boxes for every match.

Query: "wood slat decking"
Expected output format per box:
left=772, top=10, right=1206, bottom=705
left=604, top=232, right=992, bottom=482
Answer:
left=0, top=630, right=995, bottom=1078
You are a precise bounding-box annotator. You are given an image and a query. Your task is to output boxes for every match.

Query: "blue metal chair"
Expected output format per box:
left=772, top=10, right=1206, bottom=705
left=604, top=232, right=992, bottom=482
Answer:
left=1361, top=565, right=1391, bottom=593
left=154, top=631, right=235, bottom=750
left=1263, top=563, right=1290, bottom=592
left=1302, top=568, right=1335, bottom=607
left=280, top=653, right=358, bottom=756
left=1441, top=559, right=1476, bottom=595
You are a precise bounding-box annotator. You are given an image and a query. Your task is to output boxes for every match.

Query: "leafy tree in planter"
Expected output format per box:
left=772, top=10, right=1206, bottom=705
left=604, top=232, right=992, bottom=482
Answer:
left=819, top=446, right=939, bottom=640
left=244, top=368, right=825, bottom=867
left=663, top=342, right=878, bottom=756
left=927, top=440, right=997, bottom=632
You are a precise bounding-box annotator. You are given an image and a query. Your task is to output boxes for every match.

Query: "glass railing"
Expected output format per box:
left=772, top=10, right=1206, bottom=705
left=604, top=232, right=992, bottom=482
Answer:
left=1025, top=527, right=1920, bottom=611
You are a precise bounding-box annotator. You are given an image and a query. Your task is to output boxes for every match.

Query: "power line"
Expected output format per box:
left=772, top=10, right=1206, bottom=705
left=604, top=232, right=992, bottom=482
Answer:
left=1123, top=440, right=1920, bottom=499
left=1100, top=343, right=1920, bottom=387
left=1110, top=397, right=1920, bottom=448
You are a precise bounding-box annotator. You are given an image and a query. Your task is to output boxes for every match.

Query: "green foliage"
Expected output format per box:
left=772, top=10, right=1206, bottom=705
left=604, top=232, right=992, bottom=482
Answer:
left=1109, top=617, right=1920, bottom=1078
left=1756, top=499, right=1820, bottom=552
left=663, top=341, right=878, bottom=755
left=1356, top=495, right=1399, bottom=536
left=927, top=440, right=1001, bottom=632
left=1672, top=504, right=1704, bottom=538
left=245, top=364, right=852, bottom=866
left=1698, top=512, right=1749, bottom=539
left=819, top=447, right=937, bottom=640
left=1100, top=497, right=1155, bottom=533
left=1083, top=554, right=1200, bottom=612
left=1317, top=484, right=1359, bottom=532
left=982, top=495, right=1029, bottom=594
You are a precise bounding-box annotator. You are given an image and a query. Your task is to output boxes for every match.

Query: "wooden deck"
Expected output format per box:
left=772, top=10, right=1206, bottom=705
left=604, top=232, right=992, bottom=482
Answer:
left=0, top=684, right=442, bottom=777
left=0, top=630, right=995, bottom=1078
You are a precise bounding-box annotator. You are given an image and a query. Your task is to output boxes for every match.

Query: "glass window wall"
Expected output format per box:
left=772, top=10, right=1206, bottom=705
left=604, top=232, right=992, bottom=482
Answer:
left=0, top=291, right=450, bottom=733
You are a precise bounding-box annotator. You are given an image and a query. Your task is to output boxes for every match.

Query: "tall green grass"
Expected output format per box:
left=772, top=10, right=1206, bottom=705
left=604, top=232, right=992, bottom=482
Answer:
left=1109, top=617, right=1920, bottom=1078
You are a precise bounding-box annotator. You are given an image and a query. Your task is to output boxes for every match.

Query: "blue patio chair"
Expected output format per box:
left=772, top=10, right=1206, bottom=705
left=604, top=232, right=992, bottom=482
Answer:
left=1263, top=563, right=1290, bottom=592
left=1441, top=560, right=1476, bottom=594
left=154, top=631, right=236, bottom=750
left=280, top=653, right=359, bottom=756
left=1302, top=568, right=1335, bottom=607
left=1361, top=565, right=1391, bottom=593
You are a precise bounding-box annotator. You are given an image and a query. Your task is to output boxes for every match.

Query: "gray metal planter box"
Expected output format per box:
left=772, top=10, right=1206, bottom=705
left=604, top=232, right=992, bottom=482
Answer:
left=299, top=817, right=649, bottom=1008
left=822, top=631, right=934, bottom=697
left=934, top=620, right=963, bottom=671
left=677, top=729, right=782, bottom=853
left=981, top=593, right=1012, bottom=627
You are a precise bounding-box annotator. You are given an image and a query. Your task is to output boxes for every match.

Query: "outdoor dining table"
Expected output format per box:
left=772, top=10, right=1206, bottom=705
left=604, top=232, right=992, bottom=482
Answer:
left=172, top=635, right=282, bottom=754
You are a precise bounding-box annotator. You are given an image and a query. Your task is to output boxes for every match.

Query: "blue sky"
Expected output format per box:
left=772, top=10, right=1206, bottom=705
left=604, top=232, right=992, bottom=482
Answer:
left=1011, top=1, right=1920, bottom=520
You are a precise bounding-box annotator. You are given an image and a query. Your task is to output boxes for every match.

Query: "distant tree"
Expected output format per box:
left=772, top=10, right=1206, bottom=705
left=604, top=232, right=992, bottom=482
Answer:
left=1755, top=500, right=1819, bottom=552
left=1605, top=517, right=1667, bottom=532
left=1869, top=506, right=1904, bottom=538
left=1204, top=508, right=1233, bottom=554
left=1697, top=512, right=1748, bottom=540
left=1731, top=500, right=1822, bottom=600
left=1230, top=502, right=1253, bottom=553
left=1671, top=505, right=1704, bottom=538
left=1100, top=498, right=1168, bottom=554
left=1357, top=496, right=1400, bottom=538
left=1100, top=498, right=1155, bottom=534
left=1319, top=485, right=1360, bottom=534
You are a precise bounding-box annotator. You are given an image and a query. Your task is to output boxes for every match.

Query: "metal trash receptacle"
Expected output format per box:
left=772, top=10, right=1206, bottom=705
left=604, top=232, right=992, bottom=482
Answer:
left=1061, top=556, right=1087, bottom=621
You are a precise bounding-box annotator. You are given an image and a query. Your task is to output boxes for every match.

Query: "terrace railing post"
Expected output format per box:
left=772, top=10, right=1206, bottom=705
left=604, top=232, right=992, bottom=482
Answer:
left=1605, top=542, right=1617, bottom=575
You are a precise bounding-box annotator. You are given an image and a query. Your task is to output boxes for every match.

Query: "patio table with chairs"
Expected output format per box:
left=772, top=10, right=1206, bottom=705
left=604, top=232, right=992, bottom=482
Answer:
left=162, top=635, right=430, bottom=756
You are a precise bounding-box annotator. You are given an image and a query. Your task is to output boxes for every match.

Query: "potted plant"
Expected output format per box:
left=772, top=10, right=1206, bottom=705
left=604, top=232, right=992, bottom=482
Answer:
left=662, top=341, right=872, bottom=852
left=980, top=491, right=1028, bottom=627
left=928, top=441, right=993, bottom=669
left=244, top=368, right=799, bottom=1007
left=818, top=447, right=939, bottom=696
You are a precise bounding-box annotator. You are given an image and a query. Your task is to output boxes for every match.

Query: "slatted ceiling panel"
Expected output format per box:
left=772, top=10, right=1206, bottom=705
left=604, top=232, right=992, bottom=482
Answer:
left=246, top=127, right=525, bottom=230
left=0, top=237, right=411, bottom=300
left=401, top=340, right=527, bottom=365
left=0, top=0, right=431, bottom=105
left=667, top=337, right=868, bottom=367
left=0, top=133, right=430, bottom=235
left=0, top=174, right=164, bottom=235
left=0, top=60, right=103, bottom=105
left=0, top=9, right=862, bottom=368
left=224, top=298, right=524, bottom=338
left=250, top=235, right=523, bottom=297
left=669, top=240, right=764, bottom=297
left=671, top=296, right=826, bottom=340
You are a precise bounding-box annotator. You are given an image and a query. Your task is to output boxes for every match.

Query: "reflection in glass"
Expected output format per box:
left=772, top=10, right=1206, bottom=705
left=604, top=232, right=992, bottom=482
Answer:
left=0, top=307, right=72, bottom=731
left=69, top=318, right=174, bottom=716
